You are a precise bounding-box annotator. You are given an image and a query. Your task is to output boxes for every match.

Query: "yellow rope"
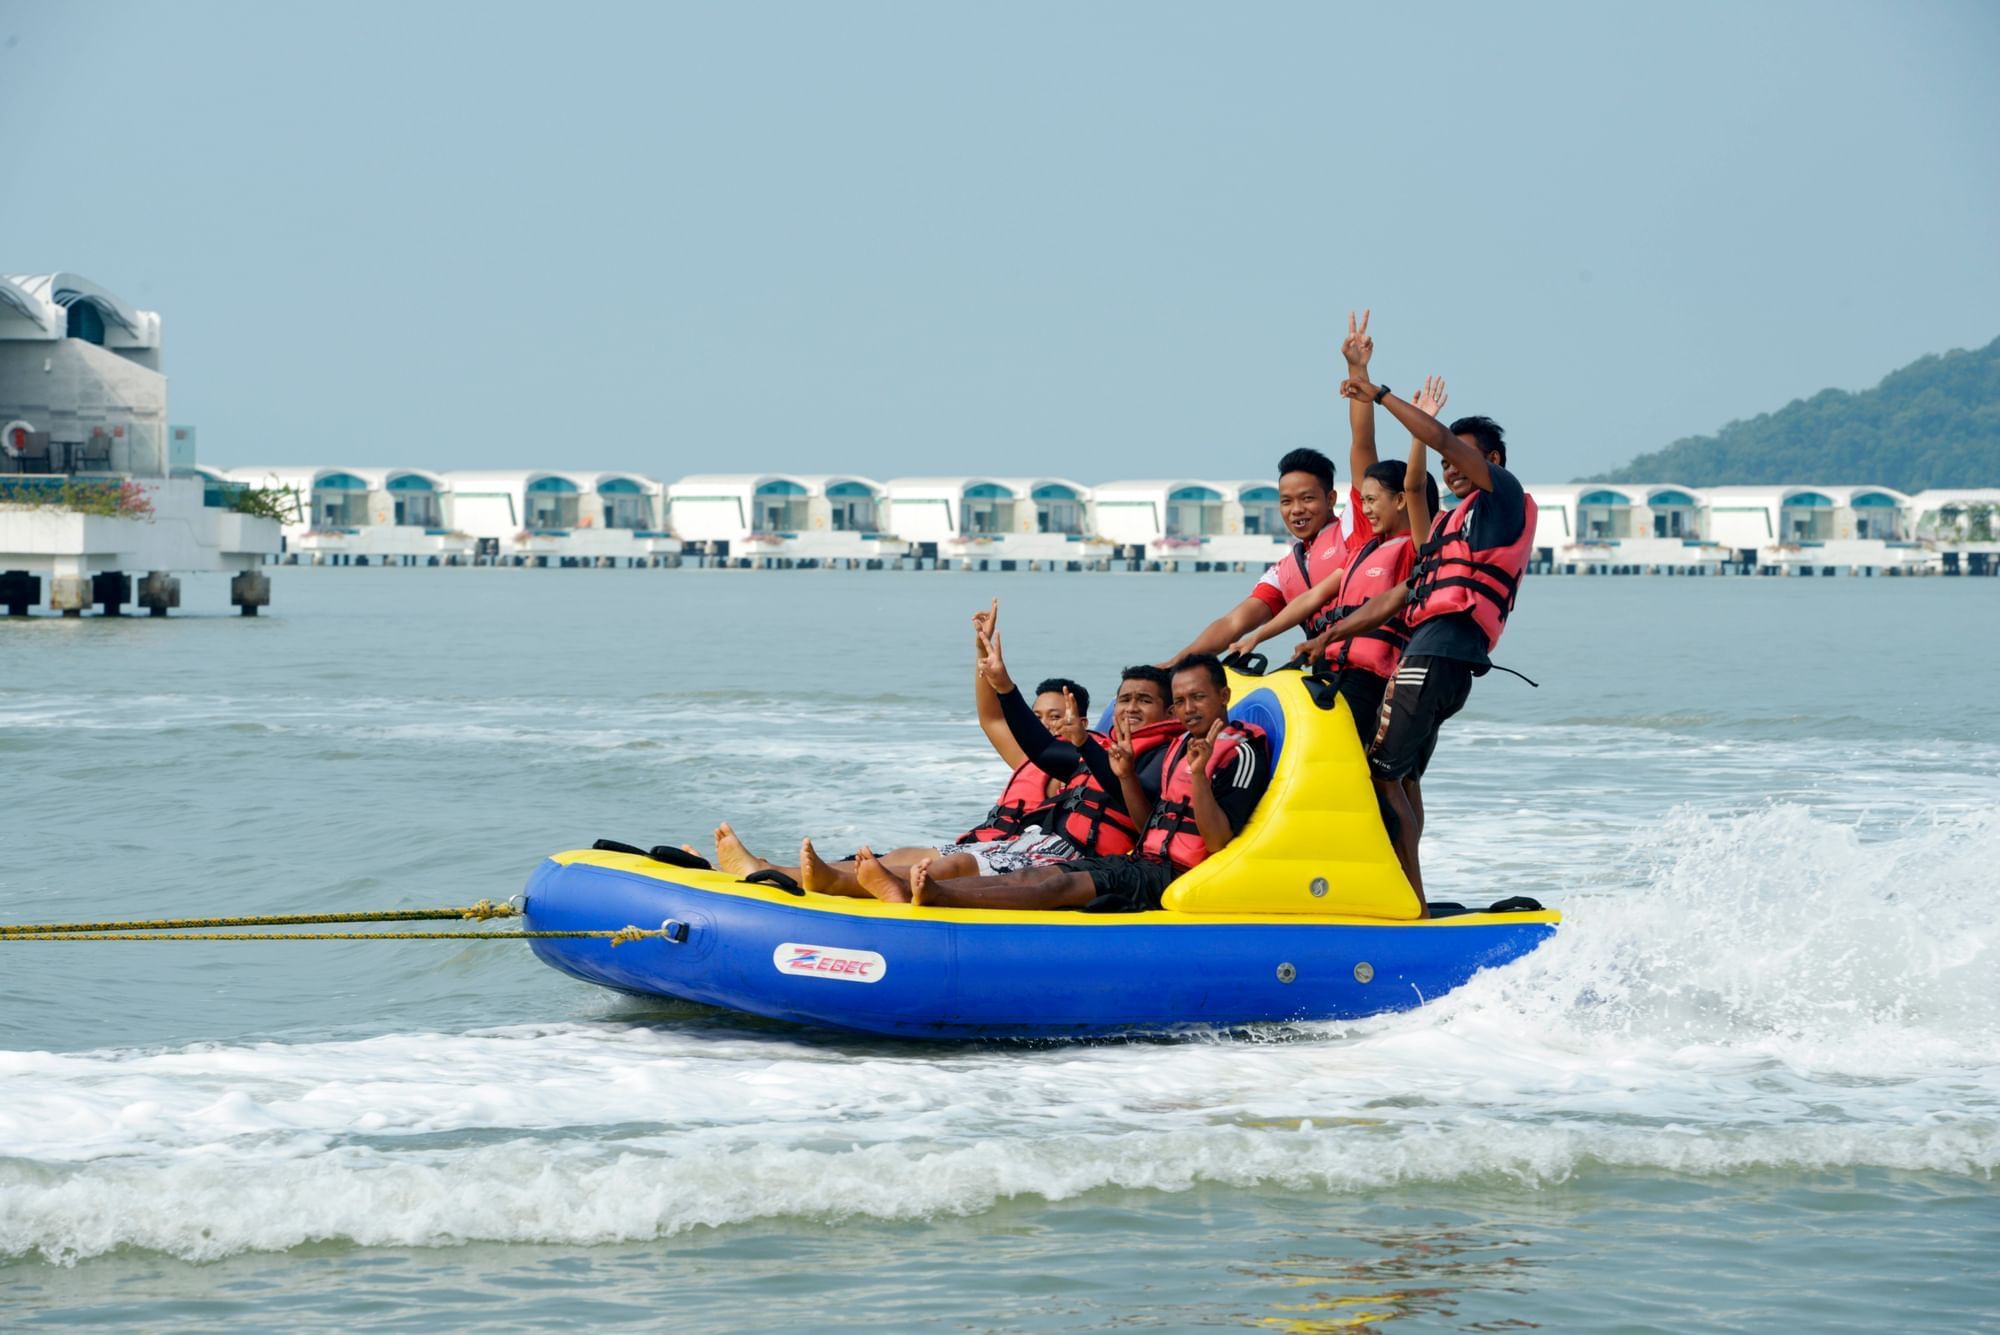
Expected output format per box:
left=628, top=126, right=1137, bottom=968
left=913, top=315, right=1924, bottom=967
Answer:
left=0, top=901, right=664, bottom=947
left=1, top=930, right=661, bottom=944
left=0, top=900, right=520, bottom=937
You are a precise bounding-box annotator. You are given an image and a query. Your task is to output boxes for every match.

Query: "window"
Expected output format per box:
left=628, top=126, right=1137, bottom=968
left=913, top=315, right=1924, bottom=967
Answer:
left=1032, top=483, right=1083, bottom=534
left=827, top=481, right=877, bottom=532
left=1240, top=485, right=1280, bottom=536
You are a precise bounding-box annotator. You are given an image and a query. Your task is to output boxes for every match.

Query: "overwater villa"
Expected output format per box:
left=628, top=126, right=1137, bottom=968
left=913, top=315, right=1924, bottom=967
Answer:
left=664, top=473, right=902, bottom=566
left=880, top=476, right=1112, bottom=566
left=440, top=470, right=679, bottom=567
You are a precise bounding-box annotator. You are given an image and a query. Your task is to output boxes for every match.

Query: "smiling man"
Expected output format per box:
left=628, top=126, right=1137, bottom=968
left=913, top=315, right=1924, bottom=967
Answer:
left=1163, top=314, right=1383, bottom=665
left=852, top=655, right=1270, bottom=913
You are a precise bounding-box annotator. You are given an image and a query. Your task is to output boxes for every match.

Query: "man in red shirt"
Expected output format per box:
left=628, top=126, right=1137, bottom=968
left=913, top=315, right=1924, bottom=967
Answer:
left=1162, top=311, right=1382, bottom=665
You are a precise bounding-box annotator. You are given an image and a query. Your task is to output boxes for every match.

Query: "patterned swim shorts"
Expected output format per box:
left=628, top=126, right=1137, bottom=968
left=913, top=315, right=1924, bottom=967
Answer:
left=936, top=829, right=1084, bottom=876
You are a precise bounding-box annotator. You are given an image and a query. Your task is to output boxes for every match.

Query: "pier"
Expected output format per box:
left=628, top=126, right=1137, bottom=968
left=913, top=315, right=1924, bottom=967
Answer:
left=1, top=273, right=281, bottom=615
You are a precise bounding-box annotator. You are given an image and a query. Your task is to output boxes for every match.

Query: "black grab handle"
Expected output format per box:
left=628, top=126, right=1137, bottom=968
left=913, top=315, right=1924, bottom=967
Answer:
left=1221, top=650, right=1270, bottom=676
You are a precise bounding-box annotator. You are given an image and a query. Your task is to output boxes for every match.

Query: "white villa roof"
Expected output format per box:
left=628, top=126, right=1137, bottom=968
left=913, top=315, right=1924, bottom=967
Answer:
left=0, top=272, right=160, bottom=347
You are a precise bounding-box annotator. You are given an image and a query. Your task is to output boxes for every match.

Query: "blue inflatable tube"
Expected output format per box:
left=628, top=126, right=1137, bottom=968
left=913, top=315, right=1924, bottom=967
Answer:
left=522, top=850, right=1558, bottom=1040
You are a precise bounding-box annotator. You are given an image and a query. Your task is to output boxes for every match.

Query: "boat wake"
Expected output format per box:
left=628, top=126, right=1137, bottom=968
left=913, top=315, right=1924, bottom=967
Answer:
left=3, top=803, right=1994, bottom=1265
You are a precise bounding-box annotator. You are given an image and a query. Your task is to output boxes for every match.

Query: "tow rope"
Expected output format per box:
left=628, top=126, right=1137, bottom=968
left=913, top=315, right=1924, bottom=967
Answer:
left=0, top=900, right=664, bottom=947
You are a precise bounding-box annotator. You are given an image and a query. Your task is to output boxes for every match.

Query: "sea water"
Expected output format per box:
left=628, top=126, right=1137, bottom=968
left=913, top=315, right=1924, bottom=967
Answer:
left=1, top=570, right=1995, bottom=1331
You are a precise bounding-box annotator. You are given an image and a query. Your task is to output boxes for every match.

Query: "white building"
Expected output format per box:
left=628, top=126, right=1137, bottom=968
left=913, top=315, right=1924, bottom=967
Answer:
left=881, top=476, right=1111, bottom=566
left=1528, top=483, right=1733, bottom=572
left=219, top=466, right=476, bottom=566
left=442, top=469, right=679, bottom=566
left=0, top=272, right=278, bottom=613
left=1701, top=485, right=1926, bottom=570
left=1089, top=479, right=1290, bottom=566
left=665, top=474, right=903, bottom=565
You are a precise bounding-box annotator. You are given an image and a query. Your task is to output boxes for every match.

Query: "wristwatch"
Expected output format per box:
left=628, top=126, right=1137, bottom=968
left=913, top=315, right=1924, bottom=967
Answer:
left=1372, top=384, right=1391, bottom=404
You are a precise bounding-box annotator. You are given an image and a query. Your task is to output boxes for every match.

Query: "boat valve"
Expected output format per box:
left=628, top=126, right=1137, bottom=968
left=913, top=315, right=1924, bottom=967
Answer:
left=660, top=919, right=689, bottom=944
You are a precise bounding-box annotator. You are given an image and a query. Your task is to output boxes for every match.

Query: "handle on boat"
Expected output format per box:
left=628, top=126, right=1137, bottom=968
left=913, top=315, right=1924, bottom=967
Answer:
left=1221, top=650, right=1270, bottom=676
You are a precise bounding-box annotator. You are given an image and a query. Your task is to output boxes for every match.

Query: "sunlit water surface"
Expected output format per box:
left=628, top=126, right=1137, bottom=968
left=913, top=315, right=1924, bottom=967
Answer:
left=2, top=569, right=1996, bottom=1331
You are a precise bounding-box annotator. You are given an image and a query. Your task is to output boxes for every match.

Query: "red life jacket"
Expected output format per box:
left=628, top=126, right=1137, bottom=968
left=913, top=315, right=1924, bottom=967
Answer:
left=1047, top=719, right=1184, bottom=856
left=960, top=759, right=1060, bottom=843
left=1325, top=533, right=1415, bottom=678
left=1139, top=720, right=1269, bottom=871
left=1269, top=521, right=1352, bottom=614
left=1404, top=491, right=1538, bottom=652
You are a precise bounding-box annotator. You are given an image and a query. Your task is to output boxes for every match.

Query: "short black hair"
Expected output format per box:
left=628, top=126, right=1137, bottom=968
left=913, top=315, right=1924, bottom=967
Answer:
left=1363, top=458, right=1441, bottom=516
left=1032, top=678, right=1088, bottom=715
left=1276, top=447, right=1335, bottom=494
left=1449, top=415, right=1507, bottom=467
left=1167, top=652, right=1228, bottom=691
left=1119, top=664, right=1173, bottom=705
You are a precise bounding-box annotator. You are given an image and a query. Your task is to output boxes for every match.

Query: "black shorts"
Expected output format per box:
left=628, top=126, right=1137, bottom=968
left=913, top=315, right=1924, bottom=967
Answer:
left=1368, top=655, right=1476, bottom=781
left=1332, top=668, right=1388, bottom=748
left=1062, top=854, right=1179, bottom=912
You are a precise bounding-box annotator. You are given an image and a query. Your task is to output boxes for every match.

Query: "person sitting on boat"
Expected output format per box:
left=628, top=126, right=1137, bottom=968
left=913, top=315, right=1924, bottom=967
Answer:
left=1159, top=311, right=1385, bottom=667
left=1298, top=372, right=1537, bottom=898
left=851, top=654, right=1270, bottom=912
left=712, top=606, right=1179, bottom=892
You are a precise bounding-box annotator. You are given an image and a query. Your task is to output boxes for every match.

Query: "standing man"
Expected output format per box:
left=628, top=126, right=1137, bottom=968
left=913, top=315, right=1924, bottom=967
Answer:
left=1304, top=368, right=1538, bottom=897
left=1163, top=312, right=1383, bottom=664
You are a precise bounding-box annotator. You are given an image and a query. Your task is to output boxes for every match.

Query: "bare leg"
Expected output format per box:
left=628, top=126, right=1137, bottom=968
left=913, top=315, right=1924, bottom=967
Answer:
left=1373, top=779, right=1426, bottom=913
left=1403, top=778, right=1425, bottom=848
left=854, top=847, right=913, bottom=904
left=798, top=840, right=952, bottom=897
left=713, top=823, right=774, bottom=878
left=910, top=867, right=1099, bottom=911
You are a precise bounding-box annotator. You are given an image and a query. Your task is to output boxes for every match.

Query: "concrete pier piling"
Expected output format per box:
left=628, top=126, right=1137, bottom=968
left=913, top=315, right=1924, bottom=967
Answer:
left=230, top=570, right=271, bottom=617
left=138, top=571, right=180, bottom=616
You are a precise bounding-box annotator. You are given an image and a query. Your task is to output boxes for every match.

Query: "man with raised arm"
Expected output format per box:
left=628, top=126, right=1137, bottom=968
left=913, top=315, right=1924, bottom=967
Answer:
left=1161, top=312, right=1383, bottom=666
left=1298, top=362, right=1538, bottom=896
left=851, top=655, right=1270, bottom=913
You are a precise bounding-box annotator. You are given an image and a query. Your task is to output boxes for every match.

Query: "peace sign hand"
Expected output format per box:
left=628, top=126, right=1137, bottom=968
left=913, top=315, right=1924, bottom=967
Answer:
left=1341, top=308, right=1373, bottom=372
left=1059, top=687, right=1089, bottom=746
left=976, top=628, right=1014, bottom=693
left=1108, top=721, right=1136, bottom=779
left=1186, top=717, right=1225, bottom=773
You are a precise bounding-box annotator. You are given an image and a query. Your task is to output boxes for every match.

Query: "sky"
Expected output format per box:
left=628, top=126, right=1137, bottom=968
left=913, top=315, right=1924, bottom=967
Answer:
left=2, top=0, right=1995, bottom=484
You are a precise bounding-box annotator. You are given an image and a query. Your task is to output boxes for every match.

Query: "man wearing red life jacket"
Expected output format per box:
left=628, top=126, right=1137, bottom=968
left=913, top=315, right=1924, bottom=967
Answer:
left=1161, top=313, right=1385, bottom=665
left=1308, top=371, right=1538, bottom=897
left=1225, top=357, right=1448, bottom=737
left=711, top=600, right=1093, bottom=889
left=853, top=655, right=1271, bottom=912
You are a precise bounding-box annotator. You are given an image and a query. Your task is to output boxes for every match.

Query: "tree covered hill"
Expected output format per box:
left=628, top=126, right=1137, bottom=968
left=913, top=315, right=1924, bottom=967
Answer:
left=1586, top=334, right=2000, bottom=491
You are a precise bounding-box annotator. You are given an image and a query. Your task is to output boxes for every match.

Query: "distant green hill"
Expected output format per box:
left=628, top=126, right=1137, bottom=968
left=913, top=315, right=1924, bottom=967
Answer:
left=1586, top=335, right=2000, bottom=491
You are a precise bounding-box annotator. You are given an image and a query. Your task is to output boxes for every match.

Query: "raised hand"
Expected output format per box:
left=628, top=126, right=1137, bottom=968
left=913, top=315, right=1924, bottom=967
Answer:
left=1186, top=717, right=1224, bottom=773
left=1341, top=309, right=1373, bottom=371
left=1413, top=375, right=1448, bottom=419
left=1108, top=722, right=1136, bottom=779
left=1340, top=376, right=1380, bottom=403
left=975, top=627, right=1013, bottom=692
left=1059, top=687, right=1089, bottom=746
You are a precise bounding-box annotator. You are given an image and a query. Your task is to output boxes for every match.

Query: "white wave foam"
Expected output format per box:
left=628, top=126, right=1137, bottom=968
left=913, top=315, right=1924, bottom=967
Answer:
left=3, top=804, right=1996, bottom=1265
left=5, top=1117, right=1993, bottom=1265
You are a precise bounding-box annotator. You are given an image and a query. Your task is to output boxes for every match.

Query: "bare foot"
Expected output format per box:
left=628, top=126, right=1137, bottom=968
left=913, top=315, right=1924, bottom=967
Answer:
left=799, top=838, right=842, bottom=894
left=853, top=846, right=912, bottom=904
left=909, top=858, right=934, bottom=907
left=713, top=823, right=771, bottom=878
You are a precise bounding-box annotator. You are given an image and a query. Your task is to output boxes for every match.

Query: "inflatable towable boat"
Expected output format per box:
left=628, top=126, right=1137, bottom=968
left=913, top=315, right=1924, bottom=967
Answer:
left=522, top=668, right=1558, bottom=1039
